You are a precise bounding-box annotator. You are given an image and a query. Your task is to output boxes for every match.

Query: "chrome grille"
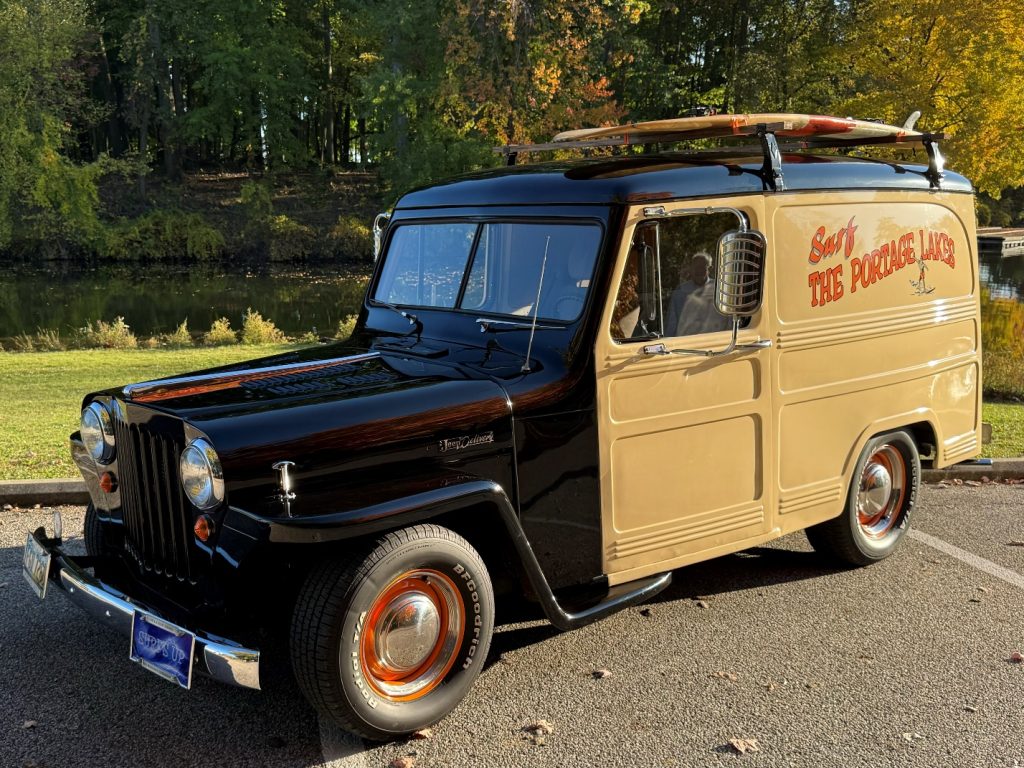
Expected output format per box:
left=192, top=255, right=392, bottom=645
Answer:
left=113, top=412, right=195, bottom=583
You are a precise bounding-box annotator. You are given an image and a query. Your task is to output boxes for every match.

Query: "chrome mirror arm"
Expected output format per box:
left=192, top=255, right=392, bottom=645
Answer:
left=641, top=319, right=772, bottom=358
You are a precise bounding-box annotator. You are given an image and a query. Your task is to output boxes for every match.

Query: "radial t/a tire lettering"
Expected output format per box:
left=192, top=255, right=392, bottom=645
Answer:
left=806, top=430, right=920, bottom=566
left=84, top=503, right=105, bottom=557
left=290, top=524, right=495, bottom=741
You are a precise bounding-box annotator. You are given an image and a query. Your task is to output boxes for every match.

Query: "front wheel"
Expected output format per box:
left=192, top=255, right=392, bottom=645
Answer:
left=290, top=524, right=494, bottom=741
left=806, top=430, right=920, bottom=566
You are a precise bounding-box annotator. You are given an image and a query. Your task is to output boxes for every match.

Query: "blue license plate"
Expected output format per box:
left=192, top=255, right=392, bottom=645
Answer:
left=130, top=612, right=196, bottom=689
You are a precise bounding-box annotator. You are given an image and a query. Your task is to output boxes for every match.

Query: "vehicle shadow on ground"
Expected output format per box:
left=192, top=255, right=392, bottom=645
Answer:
left=487, top=542, right=842, bottom=665
left=0, top=541, right=326, bottom=768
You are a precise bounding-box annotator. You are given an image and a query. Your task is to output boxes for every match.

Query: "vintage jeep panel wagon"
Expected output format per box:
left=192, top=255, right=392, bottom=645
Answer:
left=24, top=113, right=982, bottom=740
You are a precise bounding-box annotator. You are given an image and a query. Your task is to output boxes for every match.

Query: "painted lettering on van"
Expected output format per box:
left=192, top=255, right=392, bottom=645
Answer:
left=808, top=217, right=857, bottom=264
left=807, top=225, right=956, bottom=307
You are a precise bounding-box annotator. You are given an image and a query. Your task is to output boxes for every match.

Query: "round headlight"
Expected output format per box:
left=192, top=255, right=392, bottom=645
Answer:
left=80, top=402, right=115, bottom=464
left=179, top=438, right=224, bottom=511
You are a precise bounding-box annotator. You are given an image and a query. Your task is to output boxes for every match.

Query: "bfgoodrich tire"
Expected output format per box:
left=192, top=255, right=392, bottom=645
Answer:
left=290, top=524, right=494, bottom=741
left=84, top=503, right=104, bottom=557
left=806, top=430, right=920, bottom=566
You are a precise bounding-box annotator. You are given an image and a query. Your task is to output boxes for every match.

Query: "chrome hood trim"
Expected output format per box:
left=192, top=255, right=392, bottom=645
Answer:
left=122, top=352, right=381, bottom=403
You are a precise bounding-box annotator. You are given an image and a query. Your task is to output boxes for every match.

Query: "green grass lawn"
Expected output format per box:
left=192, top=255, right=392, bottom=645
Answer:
left=982, top=401, right=1024, bottom=459
left=1, top=347, right=1022, bottom=481
left=0, top=345, right=304, bottom=480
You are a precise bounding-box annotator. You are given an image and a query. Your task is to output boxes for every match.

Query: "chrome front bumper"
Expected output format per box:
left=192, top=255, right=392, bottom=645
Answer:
left=30, top=526, right=261, bottom=691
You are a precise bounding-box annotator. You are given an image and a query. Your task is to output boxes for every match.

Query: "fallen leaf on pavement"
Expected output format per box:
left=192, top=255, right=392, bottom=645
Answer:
left=592, top=668, right=612, bottom=679
left=977, top=586, right=990, bottom=593
left=763, top=682, right=777, bottom=692
left=713, top=671, right=738, bottom=682
left=1006, top=541, right=1024, bottom=547
left=410, top=728, right=433, bottom=740
left=964, top=705, right=977, bottom=713
left=693, top=599, right=710, bottom=609
left=728, top=738, right=760, bottom=754
left=389, top=758, right=415, bottom=768
left=524, top=720, right=557, bottom=741
left=1009, top=651, right=1023, bottom=663
left=980, top=476, right=991, bottom=483
left=963, top=480, right=982, bottom=487
left=639, top=607, right=653, bottom=617
left=951, top=478, right=964, bottom=486
left=22, top=721, right=37, bottom=730
left=901, top=732, right=925, bottom=743
left=522, top=719, right=554, bottom=745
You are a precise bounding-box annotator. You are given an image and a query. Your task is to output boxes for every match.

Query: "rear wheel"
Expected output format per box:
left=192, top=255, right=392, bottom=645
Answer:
left=806, top=430, right=920, bottom=566
left=290, top=524, right=494, bottom=740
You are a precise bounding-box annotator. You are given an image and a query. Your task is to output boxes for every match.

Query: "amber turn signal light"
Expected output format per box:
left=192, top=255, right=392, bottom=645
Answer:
left=194, top=514, right=215, bottom=542
left=99, top=472, right=118, bottom=493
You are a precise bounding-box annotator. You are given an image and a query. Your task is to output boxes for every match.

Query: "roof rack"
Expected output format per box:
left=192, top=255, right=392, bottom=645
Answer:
left=493, top=113, right=947, bottom=190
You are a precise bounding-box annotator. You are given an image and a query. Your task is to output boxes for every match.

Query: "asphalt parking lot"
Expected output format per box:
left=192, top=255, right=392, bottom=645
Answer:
left=2, top=482, right=1022, bottom=768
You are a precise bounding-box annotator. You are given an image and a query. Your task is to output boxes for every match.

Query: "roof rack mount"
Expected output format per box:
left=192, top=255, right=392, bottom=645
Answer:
left=494, top=113, right=946, bottom=189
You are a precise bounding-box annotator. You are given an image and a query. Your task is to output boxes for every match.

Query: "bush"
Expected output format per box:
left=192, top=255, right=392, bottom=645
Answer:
left=336, top=314, right=358, bottom=340
left=329, top=215, right=373, bottom=260
left=161, top=320, right=193, bottom=348
left=77, top=317, right=137, bottom=349
left=240, top=308, right=286, bottom=345
left=268, top=214, right=316, bottom=261
left=10, top=328, right=66, bottom=352
left=101, top=210, right=225, bottom=260
left=295, top=329, right=322, bottom=344
left=204, top=317, right=237, bottom=346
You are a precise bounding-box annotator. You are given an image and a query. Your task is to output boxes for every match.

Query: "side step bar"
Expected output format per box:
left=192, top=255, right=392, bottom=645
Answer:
left=493, top=486, right=672, bottom=631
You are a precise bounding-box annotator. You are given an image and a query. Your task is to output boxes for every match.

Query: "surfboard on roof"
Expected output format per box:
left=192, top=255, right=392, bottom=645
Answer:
left=551, top=113, right=921, bottom=144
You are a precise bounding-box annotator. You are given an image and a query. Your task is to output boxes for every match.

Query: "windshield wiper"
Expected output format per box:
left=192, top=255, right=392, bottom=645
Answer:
left=475, top=318, right=562, bottom=333
left=375, top=302, right=421, bottom=333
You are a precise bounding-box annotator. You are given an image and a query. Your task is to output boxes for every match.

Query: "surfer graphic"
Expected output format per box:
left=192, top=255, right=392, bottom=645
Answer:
left=911, top=259, right=935, bottom=295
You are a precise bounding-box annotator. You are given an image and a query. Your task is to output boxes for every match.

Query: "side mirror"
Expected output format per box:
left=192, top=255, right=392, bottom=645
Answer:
left=715, top=229, right=767, bottom=317
left=372, top=212, right=391, bottom=262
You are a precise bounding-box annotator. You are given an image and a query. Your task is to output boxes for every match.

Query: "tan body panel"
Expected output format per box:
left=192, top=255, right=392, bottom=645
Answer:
left=597, top=190, right=980, bottom=586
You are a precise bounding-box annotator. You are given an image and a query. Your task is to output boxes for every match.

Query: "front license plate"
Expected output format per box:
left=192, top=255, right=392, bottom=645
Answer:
left=22, top=533, right=51, bottom=600
left=130, top=612, right=196, bottom=689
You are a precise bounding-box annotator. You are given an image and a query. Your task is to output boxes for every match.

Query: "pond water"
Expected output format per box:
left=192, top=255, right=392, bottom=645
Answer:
left=0, top=262, right=370, bottom=343
left=1, top=253, right=1021, bottom=344
left=980, top=252, right=1024, bottom=303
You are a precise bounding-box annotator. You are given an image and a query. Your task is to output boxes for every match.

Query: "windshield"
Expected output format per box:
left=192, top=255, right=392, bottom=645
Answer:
left=373, top=221, right=602, bottom=322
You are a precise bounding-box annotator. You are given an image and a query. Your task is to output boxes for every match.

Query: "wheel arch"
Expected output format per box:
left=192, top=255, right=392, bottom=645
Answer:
left=842, top=411, right=940, bottom=482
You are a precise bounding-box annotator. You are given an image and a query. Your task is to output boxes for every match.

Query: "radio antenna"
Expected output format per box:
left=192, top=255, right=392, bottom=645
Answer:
left=522, top=236, right=551, bottom=373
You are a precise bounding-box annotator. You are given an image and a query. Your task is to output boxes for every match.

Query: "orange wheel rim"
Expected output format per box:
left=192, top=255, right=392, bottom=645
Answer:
left=856, top=445, right=907, bottom=538
left=359, top=569, right=465, bottom=701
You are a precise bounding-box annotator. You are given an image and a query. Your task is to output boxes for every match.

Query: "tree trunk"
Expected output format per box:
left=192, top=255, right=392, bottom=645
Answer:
left=341, top=103, right=351, bottom=166
left=321, top=1, right=334, bottom=165
left=358, top=116, right=366, bottom=167
left=147, top=12, right=179, bottom=178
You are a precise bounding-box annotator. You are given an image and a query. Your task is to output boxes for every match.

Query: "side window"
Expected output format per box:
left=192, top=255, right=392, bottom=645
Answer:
left=610, top=212, right=739, bottom=342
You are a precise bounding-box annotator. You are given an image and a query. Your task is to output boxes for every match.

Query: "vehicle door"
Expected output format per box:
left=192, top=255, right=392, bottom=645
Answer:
left=594, top=198, right=775, bottom=584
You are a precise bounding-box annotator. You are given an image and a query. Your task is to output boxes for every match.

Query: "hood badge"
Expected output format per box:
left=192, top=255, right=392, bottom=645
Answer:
left=439, top=432, right=494, bottom=454
left=272, top=460, right=297, bottom=516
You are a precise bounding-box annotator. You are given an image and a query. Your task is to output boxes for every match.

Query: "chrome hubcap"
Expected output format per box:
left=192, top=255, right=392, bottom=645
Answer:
left=359, top=569, right=465, bottom=701
left=856, top=445, right=906, bottom=538
left=374, top=594, right=441, bottom=672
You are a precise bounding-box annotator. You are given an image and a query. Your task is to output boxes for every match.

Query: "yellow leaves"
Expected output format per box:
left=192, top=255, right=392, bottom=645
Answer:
left=841, top=0, right=1024, bottom=193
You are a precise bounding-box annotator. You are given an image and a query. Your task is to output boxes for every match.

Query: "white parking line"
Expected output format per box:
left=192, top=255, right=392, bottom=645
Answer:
left=319, top=719, right=368, bottom=767
left=909, top=529, right=1024, bottom=590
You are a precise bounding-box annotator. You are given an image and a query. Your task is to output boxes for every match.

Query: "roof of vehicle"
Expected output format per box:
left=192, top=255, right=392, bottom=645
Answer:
left=395, top=152, right=973, bottom=210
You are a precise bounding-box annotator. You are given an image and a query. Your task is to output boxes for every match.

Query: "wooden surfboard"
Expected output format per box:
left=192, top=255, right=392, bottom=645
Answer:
left=552, top=113, right=921, bottom=145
